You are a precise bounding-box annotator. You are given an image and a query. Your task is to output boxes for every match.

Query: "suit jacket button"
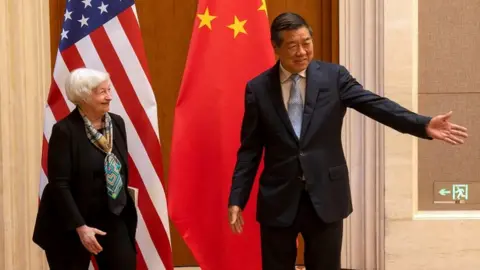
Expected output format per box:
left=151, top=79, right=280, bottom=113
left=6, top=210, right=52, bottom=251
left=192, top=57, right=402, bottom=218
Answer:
left=300, top=152, right=305, bottom=156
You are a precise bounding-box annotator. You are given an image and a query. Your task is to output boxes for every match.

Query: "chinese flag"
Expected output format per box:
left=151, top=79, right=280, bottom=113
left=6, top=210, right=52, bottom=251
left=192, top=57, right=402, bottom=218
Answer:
left=167, top=0, right=274, bottom=269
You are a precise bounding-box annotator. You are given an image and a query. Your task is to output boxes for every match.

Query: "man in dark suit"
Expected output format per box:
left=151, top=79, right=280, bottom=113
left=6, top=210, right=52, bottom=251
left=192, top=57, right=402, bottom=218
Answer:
left=227, top=13, right=468, bottom=270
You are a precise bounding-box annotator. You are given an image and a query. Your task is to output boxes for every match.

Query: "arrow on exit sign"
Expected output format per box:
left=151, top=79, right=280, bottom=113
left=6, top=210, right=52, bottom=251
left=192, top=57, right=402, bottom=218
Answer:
left=439, top=188, right=451, bottom=196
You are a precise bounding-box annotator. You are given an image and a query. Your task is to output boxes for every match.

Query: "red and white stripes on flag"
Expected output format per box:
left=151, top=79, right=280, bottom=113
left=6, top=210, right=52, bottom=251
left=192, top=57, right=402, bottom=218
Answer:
left=40, top=3, right=172, bottom=269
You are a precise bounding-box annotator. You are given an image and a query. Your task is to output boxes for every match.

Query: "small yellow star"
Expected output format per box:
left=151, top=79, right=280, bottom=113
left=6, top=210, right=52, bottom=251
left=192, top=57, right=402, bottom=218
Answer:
left=197, top=7, right=216, bottom=30
left=227, top=16, right=247, bottom=38
left=258, top=0, right=268, bottom=16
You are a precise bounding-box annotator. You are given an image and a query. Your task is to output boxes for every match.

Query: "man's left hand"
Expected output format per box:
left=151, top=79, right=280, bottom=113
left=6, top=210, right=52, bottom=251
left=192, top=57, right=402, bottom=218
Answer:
left=426, top=111, right=468, bottom=145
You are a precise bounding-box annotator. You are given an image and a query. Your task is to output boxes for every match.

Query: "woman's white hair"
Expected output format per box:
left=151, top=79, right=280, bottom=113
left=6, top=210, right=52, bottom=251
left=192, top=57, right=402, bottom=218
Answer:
left=65, top=68, right=110, bottom=105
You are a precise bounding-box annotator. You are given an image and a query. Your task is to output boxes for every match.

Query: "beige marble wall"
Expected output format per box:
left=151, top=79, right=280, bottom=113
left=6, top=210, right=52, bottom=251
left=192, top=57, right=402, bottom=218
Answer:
left=384, top=0, right=480, bottom=269
left=0, top=0, right=50, bottom=269
left=417, top=0, right=480, bottom=211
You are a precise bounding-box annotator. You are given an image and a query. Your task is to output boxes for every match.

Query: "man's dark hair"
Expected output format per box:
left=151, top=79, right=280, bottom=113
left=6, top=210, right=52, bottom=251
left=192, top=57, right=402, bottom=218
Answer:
left=270, top=12, right=313, bottom=47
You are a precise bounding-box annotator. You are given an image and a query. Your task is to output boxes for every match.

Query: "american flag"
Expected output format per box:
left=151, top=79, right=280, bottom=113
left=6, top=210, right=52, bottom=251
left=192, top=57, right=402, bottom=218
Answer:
left=39, top=0, right=173, bottom=269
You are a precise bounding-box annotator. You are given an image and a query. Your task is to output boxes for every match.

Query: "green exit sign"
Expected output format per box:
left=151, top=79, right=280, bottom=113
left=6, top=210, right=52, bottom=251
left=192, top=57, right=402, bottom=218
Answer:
left=438, top=184, right=469, bottom=200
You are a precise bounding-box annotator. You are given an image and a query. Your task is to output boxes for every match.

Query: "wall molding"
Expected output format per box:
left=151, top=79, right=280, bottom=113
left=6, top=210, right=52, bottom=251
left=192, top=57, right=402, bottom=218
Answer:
left=339, top=0, right=385, bottom=269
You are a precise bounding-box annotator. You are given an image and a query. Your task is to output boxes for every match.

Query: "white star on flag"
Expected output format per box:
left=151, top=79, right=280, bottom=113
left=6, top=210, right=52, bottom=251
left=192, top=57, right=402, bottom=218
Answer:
left=60, top=29, right=69, bottom=40
left=64, top=9, right=72, bottom=21
left=78, top=15, right=89, bottom=27
left=82, top=0, right=92, bottom=8
left=98, top=2, right=109, bottom=14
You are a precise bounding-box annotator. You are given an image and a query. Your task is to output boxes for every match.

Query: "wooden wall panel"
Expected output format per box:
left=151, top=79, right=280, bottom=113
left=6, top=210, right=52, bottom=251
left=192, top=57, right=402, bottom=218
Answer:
left=49, top=0, right=338, bottom=266
left=1, top=0, right=51, bottom=269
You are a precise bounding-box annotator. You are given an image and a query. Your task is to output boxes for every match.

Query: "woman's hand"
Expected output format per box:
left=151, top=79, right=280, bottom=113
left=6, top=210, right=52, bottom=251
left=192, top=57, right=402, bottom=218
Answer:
left=76, top=225, right=107, bottom=255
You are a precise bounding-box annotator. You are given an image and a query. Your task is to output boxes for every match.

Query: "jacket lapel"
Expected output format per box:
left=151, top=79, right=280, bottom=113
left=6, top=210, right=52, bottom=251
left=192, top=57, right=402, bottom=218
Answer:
left=111, top=117, right=128, bottom=166
left=300, top=62, right=323, bottom=138
left=268, top=62, right=299, bottom=141
left=70, top=108, right=95, bottom=179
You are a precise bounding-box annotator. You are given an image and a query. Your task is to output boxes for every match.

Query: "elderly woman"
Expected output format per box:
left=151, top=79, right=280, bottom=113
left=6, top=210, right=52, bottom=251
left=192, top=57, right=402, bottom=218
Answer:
left=33, top=68, right=137, bottom=269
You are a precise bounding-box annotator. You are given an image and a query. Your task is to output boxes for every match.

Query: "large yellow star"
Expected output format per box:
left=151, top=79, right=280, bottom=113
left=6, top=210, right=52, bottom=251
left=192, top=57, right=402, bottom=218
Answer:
left=227, top=16, right=247, bottom=38
left=258, top=0, right=268, bottom=16
left=197, top=7, right=216, bottom=30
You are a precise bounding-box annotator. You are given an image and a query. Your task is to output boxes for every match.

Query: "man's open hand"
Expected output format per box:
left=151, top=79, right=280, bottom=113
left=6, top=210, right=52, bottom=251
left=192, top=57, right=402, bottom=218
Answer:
left=426, top=111, right=468, bottom=145
left=228, top=205, right=244, bottom=234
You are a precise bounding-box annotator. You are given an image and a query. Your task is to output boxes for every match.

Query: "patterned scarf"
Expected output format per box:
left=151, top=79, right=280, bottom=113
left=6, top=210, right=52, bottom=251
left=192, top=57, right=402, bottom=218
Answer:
left=80, top=110, right=124, bottom=199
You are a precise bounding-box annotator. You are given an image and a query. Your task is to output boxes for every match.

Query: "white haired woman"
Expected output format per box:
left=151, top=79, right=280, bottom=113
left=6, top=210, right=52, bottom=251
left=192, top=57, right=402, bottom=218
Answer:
left=33, top=68, right=137, bottom=269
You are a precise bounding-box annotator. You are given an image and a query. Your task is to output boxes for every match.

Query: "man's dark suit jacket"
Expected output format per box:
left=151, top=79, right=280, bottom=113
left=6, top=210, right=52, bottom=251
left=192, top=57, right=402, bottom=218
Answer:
left=229, top=60, right=431, bottom=227
left=33, top=108, right=137, bottom=251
